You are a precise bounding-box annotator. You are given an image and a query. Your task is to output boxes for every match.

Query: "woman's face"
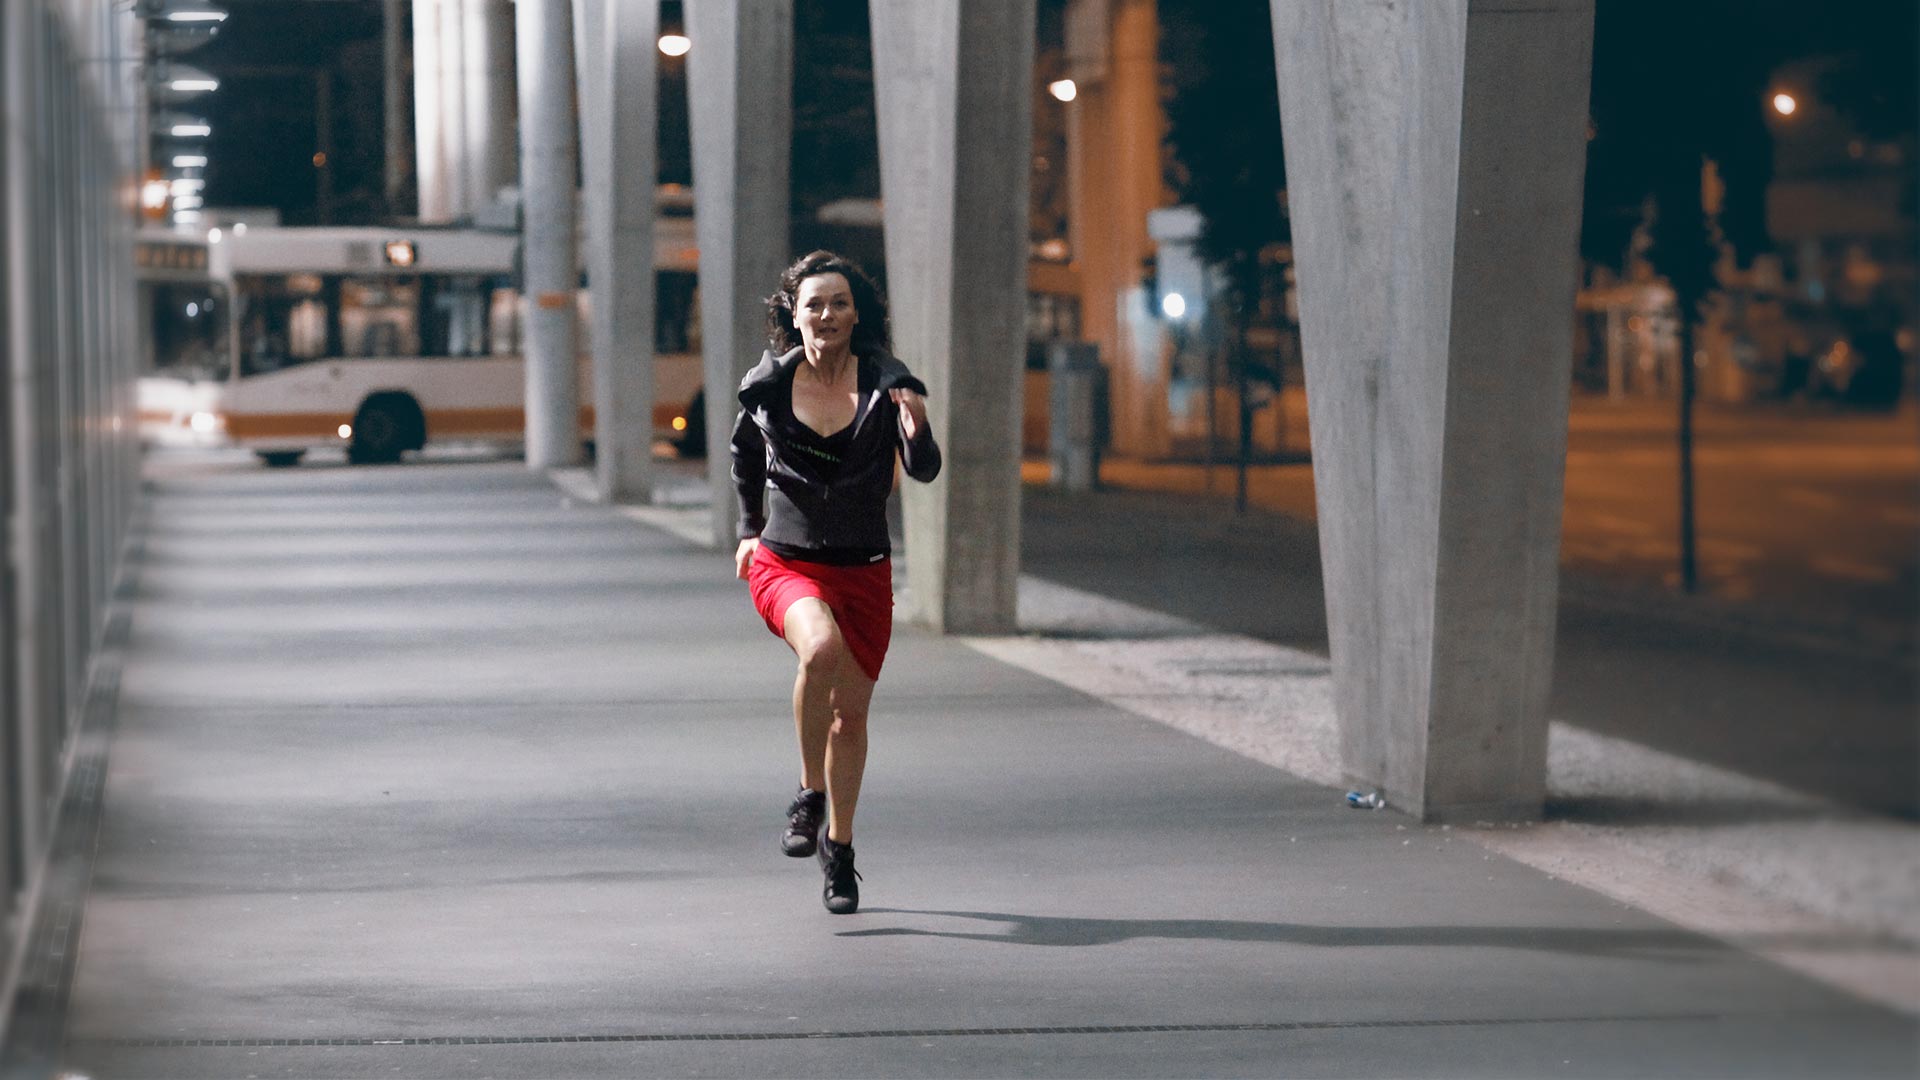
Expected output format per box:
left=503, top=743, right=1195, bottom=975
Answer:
left=794, top=272, right=858, bottom=355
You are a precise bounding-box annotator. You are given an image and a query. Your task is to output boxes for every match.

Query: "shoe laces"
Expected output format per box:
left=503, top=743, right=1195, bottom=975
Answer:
left=821, top=841, right=861, bottom=885
left=786, top=790, right=825, bottom=828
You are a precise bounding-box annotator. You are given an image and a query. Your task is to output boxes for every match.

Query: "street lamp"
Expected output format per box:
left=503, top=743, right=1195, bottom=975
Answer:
left=145, top=1, right=226, bottom=55
left=140, top=178, right=172, bottom=213
left=153, top=62, right=220, bottom=104
left=1048, top=78, right=1077, bottom=103
left=144, top=0, right=229, bottom=23
left=1161, top=292, right=1187, bottom=320
left=156, top=111, right=212, bottom=139
left=1771, top=92, right=1797, bottom=117
left=162, top=64, right=220, bottom=94
left=658, top=34, right=690, bottom=57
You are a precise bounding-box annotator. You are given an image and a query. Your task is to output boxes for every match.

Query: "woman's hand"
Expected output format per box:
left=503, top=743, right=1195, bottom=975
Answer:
left=735, top=537, right=759, bottom=580
left=891, top=388, right=928, bottom=440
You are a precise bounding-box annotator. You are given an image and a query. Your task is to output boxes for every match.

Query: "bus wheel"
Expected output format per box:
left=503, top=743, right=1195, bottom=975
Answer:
left=349, top=394, right=420, bottom=465
left=256, top=450, right=305, bottom=468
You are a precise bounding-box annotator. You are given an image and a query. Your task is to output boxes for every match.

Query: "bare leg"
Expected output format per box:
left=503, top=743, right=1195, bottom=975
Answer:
left=782, top=598, right=847, bottom=795
left=780, top=598, right=877, bottom=845
left=824, top=669, right=876, bottom=844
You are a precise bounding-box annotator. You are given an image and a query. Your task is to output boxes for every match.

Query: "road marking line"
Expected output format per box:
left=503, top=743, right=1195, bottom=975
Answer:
left=1782, top=488, right=1842, bottom=511
left=1698, top=539, right=1764, bottom=561
left=1810, top=556, right=1897, bottom=585
left=1586, top=512, right=1659, bottom=537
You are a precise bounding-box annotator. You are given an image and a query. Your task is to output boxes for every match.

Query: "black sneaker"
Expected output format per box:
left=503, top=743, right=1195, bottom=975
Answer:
left=781, top=788, right=826, bottom=857
left=818, top=835, right=861, bottom=914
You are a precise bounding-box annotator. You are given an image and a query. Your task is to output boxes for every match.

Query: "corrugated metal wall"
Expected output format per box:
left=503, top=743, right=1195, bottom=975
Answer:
left=0, top=0, right=142, bottom=1042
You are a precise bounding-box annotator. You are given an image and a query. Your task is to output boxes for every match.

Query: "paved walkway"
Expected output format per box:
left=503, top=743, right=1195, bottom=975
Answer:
left=1019, top=473, right=1918, bottom=820
left=50, top=452, right=1919, bottom=1078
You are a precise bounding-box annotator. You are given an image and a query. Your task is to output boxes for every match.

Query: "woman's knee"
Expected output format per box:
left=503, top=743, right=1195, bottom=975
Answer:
left=829, top=677, right=874, bottom=734
left=830, top=708, right=868, bottom=740
left=794, top=627, right=850, bottom=680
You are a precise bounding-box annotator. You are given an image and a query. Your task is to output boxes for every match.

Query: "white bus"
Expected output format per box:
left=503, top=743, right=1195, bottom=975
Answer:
left=136, top=214, right=703, bottom=466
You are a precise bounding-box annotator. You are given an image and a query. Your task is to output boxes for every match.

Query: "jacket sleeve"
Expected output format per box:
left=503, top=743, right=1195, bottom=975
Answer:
left=729, top=408, right=768, bottom=538
left=897, top=409, right=942, bottom=483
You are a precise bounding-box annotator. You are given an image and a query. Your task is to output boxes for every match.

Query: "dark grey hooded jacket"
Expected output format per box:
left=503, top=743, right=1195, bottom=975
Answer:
left=729, top=345, right=942, bottom=559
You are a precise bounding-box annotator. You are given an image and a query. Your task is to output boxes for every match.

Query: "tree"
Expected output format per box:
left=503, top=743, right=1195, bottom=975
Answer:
left=1584, top=1, right=1785, bottom=593
left=1160, top=0, right=1290, bottom=510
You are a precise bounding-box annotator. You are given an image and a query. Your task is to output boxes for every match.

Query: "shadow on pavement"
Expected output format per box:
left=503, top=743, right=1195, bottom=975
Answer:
left=1545, top=795, right=1845, bottom=828
left=843, top=909, right=1722, bottom=962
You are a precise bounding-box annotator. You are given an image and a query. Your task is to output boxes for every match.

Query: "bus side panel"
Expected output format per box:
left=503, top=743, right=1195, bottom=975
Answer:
left=225, top=355, right=529, bottom=450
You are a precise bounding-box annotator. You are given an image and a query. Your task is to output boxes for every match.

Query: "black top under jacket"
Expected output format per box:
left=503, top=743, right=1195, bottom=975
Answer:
left=730, top=345, right=943, bottom=563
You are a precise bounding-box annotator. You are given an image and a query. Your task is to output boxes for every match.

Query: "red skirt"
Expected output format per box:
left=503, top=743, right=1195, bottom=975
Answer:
left=747, top=545, right=894, bottom=682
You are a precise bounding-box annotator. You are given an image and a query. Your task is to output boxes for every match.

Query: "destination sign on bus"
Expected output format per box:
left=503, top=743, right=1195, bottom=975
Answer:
left=135, top=240, right=208, bottom=272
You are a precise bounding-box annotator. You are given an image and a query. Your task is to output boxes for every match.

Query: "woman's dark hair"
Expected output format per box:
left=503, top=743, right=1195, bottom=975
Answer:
left=766, top=250, right=891, bottom=355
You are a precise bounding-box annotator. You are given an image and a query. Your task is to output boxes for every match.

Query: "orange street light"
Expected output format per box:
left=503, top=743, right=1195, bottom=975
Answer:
left=1772, top=92, right=1797, bottom=117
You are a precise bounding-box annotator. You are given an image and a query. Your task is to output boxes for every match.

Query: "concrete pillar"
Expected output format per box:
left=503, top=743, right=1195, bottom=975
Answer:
left=686, top=0, right=791, bottom=547
left=464, top=0, right=515, bottom=209
left=1062, top=0, right=1167, bottom=459
left=871, top=0, right=1036, bottom=633
left=412, top=0, right=450, bottom=220
left=574, top=0, right=657, bottom=502
left=1270, top=0, right=1594, bottom=822
left=385, top=0, right=410, bottom=212
left=515, top=0, right=581, bottom=468
left=438, top=0, right=469, bottom=215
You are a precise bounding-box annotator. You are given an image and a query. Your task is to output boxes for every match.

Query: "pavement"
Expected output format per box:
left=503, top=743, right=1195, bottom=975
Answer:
left=23, top=447, right=1920, bottom=1078
left=1027, top=395, right=1920, bottom=825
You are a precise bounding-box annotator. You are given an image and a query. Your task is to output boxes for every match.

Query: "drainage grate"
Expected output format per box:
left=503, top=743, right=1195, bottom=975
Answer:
left=78, top=1011, right=1752, bottom=1050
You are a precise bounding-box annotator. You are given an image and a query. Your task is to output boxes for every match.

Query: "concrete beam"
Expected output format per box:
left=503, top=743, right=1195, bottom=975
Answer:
left=437, top=0, right=468, bottom=215
left=1270, top=0, right=1594, bottom=821
left=870, top=0, right=1036, bottom=634
left=515, top=0, right=582, bottom=469
left=574, top=0, right=658, bottom=502
left=686, top=0, right=792, bottom=547
left=412, top=0, right=450, bottom=221
left=464, top=0, right=516, bottom=209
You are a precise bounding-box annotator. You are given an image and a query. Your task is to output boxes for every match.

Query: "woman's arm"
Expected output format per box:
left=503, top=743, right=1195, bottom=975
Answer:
left=729, top=407, right=769, bottom=539
left=890, top=388, right=941, bottom=482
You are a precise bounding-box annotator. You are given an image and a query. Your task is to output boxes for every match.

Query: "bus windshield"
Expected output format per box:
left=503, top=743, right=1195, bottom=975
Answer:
left=145, top=281, right=232, bottom=382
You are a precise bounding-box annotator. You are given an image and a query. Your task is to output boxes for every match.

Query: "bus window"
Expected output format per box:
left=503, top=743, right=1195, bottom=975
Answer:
left=488, top=282, right=521, bottom=356
left=422, top=275, right=497, bottom=357
left=340, top=277, right=421, bottom=357
left=237, top=273, right=330, bottom=376
left=144, top=281, right=231, bottom=381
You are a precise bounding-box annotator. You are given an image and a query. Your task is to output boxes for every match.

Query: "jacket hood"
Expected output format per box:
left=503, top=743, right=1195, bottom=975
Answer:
left=737, top=345, right=927, bottom=406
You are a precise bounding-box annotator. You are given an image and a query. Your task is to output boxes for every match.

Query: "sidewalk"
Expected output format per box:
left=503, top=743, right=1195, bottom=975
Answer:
left=43, top=451, right=1920, bottom=1078
left=1020, top=466, right=1918, bottom=820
